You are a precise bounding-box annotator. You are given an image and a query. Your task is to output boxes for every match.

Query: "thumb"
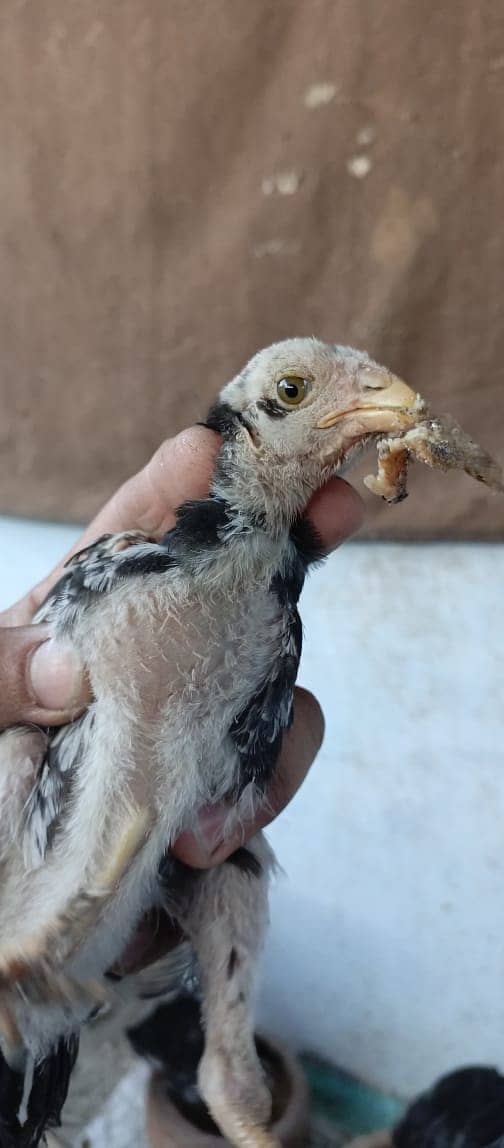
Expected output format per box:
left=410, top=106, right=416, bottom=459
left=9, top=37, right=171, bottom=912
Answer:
left=0, top=626, right=91, bottom=731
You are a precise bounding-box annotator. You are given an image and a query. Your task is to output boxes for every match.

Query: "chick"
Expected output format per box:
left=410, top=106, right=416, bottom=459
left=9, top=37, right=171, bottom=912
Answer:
left=0, top=339, right=500, bottom=1148
left=347, top=1065, right=504, bottom=1147
left=393, top=1066, right=504, bottom=1147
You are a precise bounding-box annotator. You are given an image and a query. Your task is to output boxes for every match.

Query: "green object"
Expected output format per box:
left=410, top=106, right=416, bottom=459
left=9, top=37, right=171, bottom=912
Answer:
left=300, top=1053, right=405, bottom=1136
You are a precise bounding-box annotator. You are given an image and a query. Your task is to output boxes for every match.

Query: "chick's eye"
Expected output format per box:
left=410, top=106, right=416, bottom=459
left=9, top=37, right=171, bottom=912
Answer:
left=276, top=376, right=309, bottom=406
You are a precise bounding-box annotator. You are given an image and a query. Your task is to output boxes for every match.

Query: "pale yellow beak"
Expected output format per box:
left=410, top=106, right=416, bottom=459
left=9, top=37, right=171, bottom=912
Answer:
left=317, top=376, right=419, bottom=430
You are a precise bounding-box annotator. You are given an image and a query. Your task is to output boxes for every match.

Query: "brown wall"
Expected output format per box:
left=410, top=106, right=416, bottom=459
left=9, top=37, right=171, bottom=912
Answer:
left=1, top=1, right=503, bottom=538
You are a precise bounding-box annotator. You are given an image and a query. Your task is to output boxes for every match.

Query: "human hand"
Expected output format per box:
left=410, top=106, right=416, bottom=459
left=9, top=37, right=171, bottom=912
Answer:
left=0, top=427, right=363, bottom=969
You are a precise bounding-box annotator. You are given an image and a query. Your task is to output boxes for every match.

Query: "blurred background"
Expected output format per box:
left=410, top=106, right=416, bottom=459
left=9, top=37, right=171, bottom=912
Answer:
left=1, top=0, right=503, bottom=1135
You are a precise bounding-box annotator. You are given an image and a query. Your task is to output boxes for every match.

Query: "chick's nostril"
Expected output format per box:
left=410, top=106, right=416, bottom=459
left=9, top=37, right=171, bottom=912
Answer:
left=359, top=367, right=389, bottom=390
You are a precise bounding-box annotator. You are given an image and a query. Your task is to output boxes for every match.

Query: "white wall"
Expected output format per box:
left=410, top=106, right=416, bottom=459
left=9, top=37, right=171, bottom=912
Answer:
left=261, top=542, right=504, bottom=1098
left=1, top=518, right=503, bottom=1100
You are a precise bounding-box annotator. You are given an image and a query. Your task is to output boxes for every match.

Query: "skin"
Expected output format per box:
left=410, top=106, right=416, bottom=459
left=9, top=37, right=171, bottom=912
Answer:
left=0, top=427, right=363, bottom=970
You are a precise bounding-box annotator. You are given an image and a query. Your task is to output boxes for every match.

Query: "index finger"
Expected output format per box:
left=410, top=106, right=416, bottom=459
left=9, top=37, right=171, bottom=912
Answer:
left=3, top=427, right=363, bottom=625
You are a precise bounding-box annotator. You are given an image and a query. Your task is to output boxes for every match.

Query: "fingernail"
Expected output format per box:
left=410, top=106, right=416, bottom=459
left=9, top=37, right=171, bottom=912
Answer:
left=29, top=640, right=88, bottom=712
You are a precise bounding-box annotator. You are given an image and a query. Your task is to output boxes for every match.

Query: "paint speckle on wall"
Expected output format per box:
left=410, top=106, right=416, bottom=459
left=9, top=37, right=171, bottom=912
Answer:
left=346, top=155, right=372, bottom=180
left=261, top=171, right=303, bottom=196
left=304, top=82, right=338, bottom=109
left=253, top=238, right=301, bottom=258
left=356, top=125, right=376, bottom=147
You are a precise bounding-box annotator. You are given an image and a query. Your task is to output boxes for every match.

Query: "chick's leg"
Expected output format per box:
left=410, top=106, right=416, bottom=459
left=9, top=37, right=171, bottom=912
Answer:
left=183, top=833, right=280, bottom=1148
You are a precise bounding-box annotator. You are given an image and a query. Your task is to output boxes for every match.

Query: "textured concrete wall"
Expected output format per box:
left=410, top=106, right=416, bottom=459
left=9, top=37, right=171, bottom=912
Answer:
left=1, top=519, right=502, bottom=1098
left=261, top=542, right=504, bottom=1097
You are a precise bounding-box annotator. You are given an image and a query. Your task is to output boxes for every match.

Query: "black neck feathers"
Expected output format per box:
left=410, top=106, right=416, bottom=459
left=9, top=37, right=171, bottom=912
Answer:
left=289, top=516, right=326, bottom=569
left=172, top=496, right=232, bottom=551
left=203, top=402, right=245, bottom=437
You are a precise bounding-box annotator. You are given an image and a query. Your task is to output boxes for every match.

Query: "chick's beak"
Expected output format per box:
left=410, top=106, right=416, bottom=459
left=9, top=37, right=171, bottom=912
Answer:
left=317, top=372, right=419, bottom=432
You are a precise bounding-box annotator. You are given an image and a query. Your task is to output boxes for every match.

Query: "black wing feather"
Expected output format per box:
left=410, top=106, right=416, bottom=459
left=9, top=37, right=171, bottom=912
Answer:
left=0, top=1037, right=78, bottom=1148
left=229, top=538, right=309, bottom=794
left=35, top=530, right=176, bottom=628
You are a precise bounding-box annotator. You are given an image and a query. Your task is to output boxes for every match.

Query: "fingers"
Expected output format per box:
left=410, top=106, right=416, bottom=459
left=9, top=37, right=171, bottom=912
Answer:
left=172, top=687, right=324, bottom=868
left=7, top=427, right=364, bottom=623
left=78, top=429, right=363, bottom=550
left=307, top=476, right=364, bottom=550
left=0, top=594, right=44, bottom=629
left=70, top=432, right=363, bottom=556
left=7, top=428, right=221, bottom=622
left=0, top=426, right=362, bottom=733
left=118, top=688, right=324, bottom=972
left=0, top=627, right=91, bottom=731
left=78, top=428, right=221, bottom=544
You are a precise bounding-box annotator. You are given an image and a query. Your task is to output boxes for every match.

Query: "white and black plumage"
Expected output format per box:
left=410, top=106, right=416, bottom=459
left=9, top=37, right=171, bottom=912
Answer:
left=0, top=338, right=501, bottom=1148
left=392, top=1066, right=504, bottom=1148
left=348, top=1066, right=504, bottom=1148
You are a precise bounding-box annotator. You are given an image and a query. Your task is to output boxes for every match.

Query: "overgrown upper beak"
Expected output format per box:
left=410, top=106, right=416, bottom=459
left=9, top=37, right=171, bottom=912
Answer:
left=317, top=372, right=420, bottom=433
